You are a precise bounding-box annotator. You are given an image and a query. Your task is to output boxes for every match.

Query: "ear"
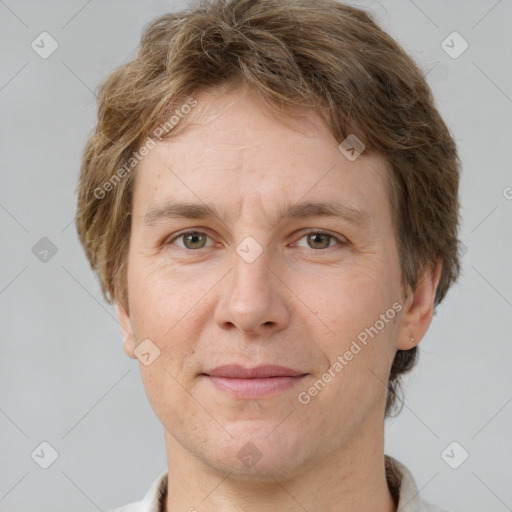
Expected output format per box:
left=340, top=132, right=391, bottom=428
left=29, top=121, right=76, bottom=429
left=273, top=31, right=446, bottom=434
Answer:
left=116, top=301, right=137, bottom=359
left=396, top=260, right=442, bottom=350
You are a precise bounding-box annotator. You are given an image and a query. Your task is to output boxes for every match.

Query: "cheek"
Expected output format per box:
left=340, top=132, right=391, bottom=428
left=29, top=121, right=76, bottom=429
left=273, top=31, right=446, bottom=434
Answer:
left=293, top=260, right=400, bottom=406
left=127, top=261, right=205, bottom=382
left=128, top=259, right=196, bottom=332
left=130, top=270, right=202, bottom=428
left=300, top=262, right=397, bottom=338
left=306, top=282, right=398, bottom=419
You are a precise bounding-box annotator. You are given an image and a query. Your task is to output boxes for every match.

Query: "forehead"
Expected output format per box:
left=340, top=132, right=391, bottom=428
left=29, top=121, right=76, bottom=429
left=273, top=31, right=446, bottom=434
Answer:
left=131, top=87, right=390, bottom=227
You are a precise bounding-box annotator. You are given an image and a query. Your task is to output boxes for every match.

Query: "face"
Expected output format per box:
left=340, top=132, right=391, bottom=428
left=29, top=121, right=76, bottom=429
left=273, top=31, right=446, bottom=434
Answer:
left=117, top=85, right=437, bottom=481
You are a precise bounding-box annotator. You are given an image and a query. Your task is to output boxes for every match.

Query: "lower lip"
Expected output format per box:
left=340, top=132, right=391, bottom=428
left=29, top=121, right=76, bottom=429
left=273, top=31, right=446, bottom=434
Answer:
left=203, top=375, right=308, bottom=399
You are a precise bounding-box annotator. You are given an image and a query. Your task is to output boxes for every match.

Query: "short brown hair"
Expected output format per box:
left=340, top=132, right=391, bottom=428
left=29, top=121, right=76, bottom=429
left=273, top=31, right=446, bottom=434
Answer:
left=75, top=0, right=461, bottom=417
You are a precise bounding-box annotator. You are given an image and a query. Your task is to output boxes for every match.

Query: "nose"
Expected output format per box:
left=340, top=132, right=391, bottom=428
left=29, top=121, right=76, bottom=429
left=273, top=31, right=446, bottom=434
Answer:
left=213, top=247, right=291, bottom=338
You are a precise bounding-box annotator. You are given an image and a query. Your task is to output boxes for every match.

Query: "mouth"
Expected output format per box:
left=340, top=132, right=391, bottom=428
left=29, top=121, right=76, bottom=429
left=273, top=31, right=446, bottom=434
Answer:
left=199, top=365, right=309, bottom=399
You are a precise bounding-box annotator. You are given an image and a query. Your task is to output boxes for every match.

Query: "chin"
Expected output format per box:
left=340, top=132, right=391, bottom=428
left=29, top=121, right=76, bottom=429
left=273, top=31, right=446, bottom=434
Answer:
left=200, top=423, right=309, bottom=481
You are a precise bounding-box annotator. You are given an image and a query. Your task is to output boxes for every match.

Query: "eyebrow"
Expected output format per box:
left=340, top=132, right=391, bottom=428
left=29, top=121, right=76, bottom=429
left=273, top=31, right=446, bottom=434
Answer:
left=142, top=199, right=372, bottom=229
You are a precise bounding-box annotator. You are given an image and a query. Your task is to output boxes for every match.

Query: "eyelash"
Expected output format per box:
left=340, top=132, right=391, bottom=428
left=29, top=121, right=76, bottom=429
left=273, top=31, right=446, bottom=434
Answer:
left=165, top=229, right=347, bottom=251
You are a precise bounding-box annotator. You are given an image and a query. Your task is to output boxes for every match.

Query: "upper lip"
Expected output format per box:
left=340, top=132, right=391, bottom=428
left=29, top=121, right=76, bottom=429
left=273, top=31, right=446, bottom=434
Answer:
left=202, top=365, right=307, bottom=379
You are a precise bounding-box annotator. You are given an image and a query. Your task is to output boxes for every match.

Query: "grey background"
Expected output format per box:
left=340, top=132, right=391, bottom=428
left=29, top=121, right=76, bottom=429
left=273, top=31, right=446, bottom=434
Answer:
left=0, top=0, right=511, bottom=511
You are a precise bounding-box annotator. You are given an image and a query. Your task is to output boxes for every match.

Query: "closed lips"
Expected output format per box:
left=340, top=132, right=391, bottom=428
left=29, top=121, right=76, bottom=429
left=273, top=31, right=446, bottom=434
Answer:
left=202, top=364, right=308, bottom=378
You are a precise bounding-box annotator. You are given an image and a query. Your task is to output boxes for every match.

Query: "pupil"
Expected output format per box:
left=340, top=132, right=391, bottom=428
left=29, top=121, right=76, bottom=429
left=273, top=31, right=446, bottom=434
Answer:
left=309, top=233, right=328, bottom=249
left=186, top=233, right=203, bottom=248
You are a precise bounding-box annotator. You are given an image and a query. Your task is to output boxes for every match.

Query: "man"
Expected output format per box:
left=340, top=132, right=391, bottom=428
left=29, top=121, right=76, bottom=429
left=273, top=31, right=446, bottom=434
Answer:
left=75, top=0, right=461, bottom=510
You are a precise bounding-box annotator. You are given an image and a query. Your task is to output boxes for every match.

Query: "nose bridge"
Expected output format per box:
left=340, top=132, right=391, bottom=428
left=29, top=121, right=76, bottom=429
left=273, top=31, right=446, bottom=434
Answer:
left=214, top=238, right=290, bottom=335
left=230, top=240, right=274, bottom=307
left=232, top=240, right=271, bottom=296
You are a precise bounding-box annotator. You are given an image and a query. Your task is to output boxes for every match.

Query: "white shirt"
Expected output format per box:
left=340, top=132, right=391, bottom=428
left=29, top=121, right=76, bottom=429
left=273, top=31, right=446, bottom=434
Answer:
left=108, top=455, right=451, bottom=512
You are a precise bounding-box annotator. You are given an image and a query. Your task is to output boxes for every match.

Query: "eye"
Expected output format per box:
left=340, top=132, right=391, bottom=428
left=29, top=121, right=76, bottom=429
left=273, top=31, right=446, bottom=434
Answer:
left=165, top=229, right=346, bottom=252
left=295, top=230, right=345, bottom=250
left=168, top=231, right=214, bottom=250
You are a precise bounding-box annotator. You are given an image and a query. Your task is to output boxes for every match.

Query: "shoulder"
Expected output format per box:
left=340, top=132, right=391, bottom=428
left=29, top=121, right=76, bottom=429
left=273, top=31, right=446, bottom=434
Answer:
left=105, top=471, right=168, bottom=512
left=385, top=455, right=452, bottom=512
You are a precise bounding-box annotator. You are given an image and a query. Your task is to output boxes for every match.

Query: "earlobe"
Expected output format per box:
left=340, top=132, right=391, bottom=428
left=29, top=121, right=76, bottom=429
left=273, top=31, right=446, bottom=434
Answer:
left=116, top=302, right=137, bottom=359
left=396, top=260, right=442, bottom=351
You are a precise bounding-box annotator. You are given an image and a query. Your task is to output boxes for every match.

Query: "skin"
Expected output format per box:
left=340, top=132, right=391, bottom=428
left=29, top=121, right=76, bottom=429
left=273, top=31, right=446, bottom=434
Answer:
left=117, top=84, right=442, bottom=512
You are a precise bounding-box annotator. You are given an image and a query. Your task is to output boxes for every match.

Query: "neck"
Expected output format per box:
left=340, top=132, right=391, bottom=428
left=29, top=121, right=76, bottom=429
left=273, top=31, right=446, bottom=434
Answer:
left=163, top=412, right=396, bottom=512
